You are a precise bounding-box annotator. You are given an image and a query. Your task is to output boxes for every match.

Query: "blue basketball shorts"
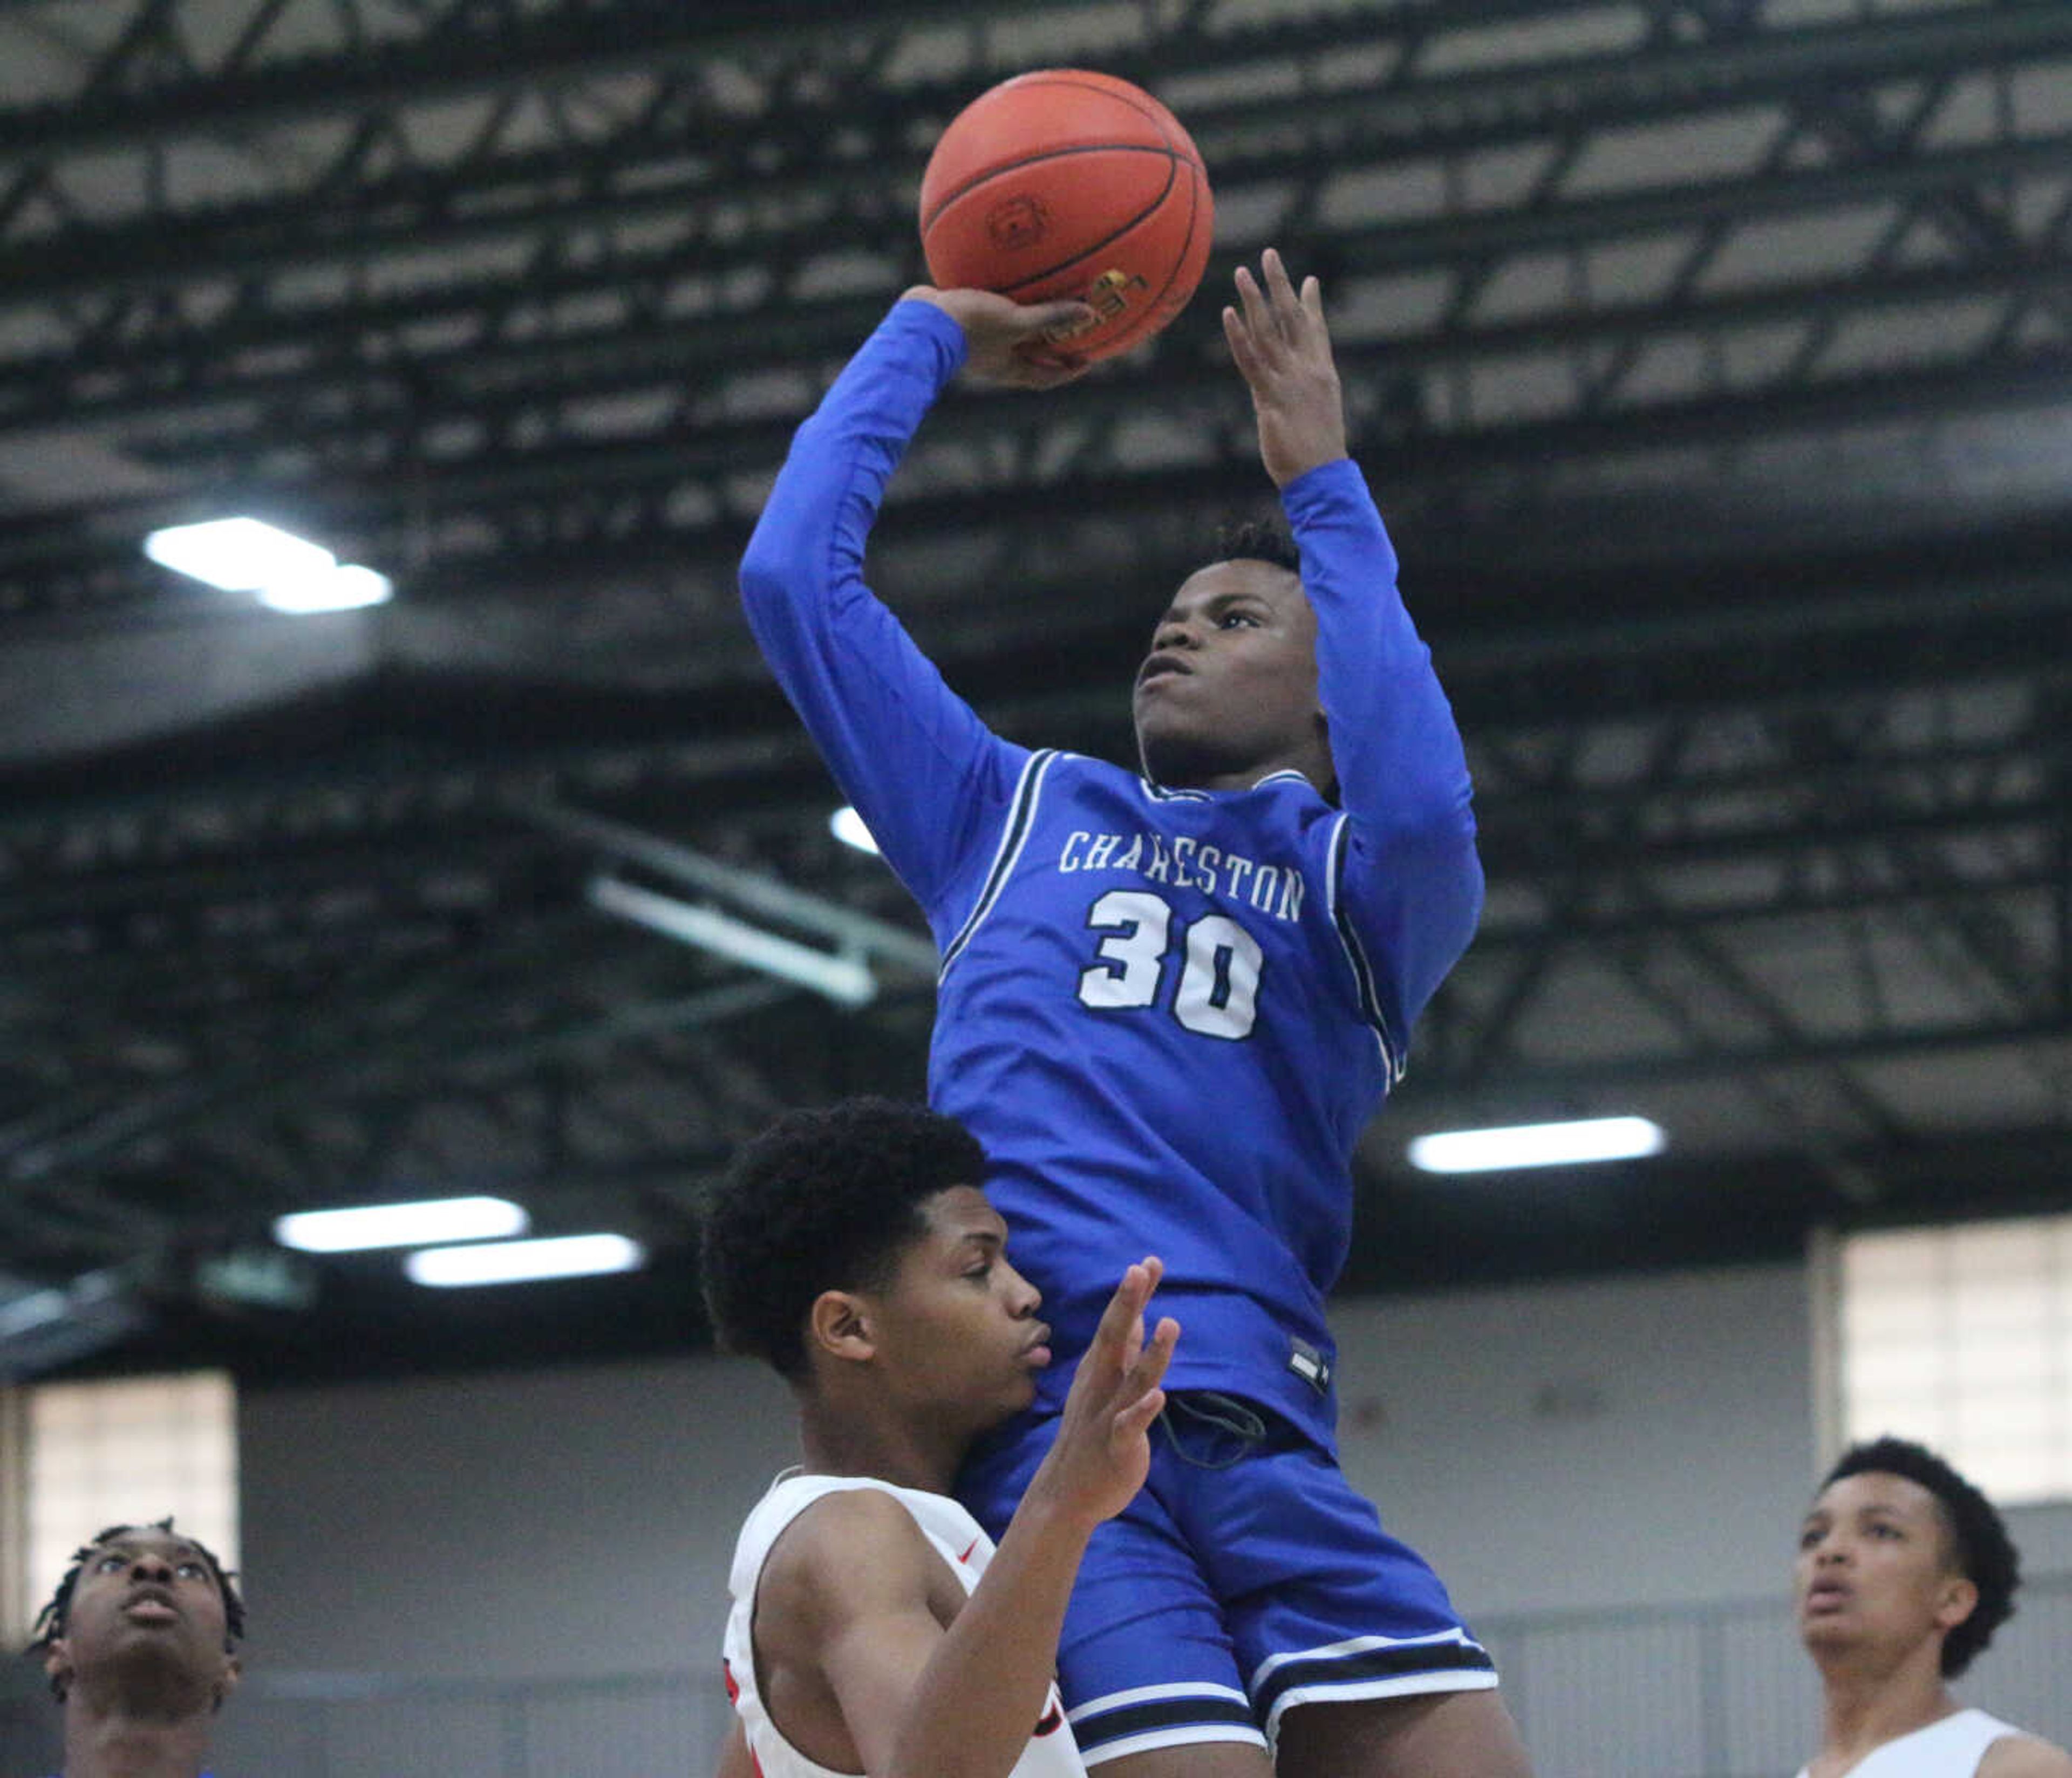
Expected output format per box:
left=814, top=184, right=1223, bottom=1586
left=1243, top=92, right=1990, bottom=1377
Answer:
left=957, top=1393, right=1498, bottom=1766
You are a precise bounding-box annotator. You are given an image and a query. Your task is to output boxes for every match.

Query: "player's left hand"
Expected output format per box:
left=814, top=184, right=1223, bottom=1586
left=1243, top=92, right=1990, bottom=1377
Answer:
left=1025, top=1257, right=1179, bottom=1533
left=1223, top=248, right=1349, bottom=487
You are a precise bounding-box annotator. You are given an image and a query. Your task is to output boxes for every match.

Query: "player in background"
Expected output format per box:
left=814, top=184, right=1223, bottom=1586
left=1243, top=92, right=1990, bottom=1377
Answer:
left=1794, top=1437, right=2072, bottom=1778
left=27, top=1517, right=243, bottom=1778
left=703, top=1096, right=1177, bottom=1778
left=737, top=247, right=1525, bottom=1777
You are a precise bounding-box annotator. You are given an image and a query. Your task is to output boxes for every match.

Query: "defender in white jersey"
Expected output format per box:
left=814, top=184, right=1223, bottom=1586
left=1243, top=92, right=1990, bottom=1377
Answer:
left=1794, top=1438, right=2070, bottom=1778
left=703, top=1099, right=1177, bottom=1778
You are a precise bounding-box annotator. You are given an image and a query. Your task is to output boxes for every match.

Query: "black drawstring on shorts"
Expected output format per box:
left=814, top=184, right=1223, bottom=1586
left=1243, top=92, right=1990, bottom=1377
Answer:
left=1157, top=1390, right=1269, bottom=1469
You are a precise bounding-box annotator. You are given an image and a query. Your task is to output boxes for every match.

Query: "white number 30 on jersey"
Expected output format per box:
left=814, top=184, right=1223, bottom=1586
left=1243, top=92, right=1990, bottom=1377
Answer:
left=1076, top=889, right=1263, bottom=1040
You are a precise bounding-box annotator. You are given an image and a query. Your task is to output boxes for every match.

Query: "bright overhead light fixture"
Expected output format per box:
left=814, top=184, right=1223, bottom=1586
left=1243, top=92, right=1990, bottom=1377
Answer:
left=257, top=562, right=392, bottom=613
left=145, top=517, right=335, bottom=590
left=589, top=874, right=876, bottom=1008
left=405, top=1233, right=646, bottom=1288
left=829, top=805, right=881, bottom=856
left=1408, top=1116, right=1666, bottom=1174
left=274, top=1195, right=528, bottom=1254
left=144, top=517, right=392, bottom=613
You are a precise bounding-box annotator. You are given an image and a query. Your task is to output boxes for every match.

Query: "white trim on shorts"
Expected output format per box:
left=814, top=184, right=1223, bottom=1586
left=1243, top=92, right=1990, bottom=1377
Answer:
left=1068, top=1680, right=1269, bottom=1765
left=1253, top=1629, right=1501, bottom=1743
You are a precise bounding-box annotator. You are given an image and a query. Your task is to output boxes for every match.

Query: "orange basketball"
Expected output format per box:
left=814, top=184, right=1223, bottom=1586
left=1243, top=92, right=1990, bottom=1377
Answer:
left=918, top=69, right=1214, bottom=364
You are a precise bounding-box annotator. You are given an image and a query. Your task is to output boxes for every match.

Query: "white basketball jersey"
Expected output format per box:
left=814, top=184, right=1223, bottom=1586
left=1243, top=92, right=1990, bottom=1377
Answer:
left=723, top=1470, right=1085, bottom=1778
left=1794, top=1708, right=2032, bottom=1778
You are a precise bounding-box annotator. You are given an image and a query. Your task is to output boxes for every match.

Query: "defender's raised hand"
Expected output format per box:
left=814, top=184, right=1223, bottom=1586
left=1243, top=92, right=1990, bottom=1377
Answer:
left=1026, top=1258, right=1180, bottom=1532
left=1223, top=247, right=1348, bottom=487
left=900, top=285, right=1095, bottom=389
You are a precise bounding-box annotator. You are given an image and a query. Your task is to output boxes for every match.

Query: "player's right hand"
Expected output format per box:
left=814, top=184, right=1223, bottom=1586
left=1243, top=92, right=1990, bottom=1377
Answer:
left=899, top=286, right=1095, bottom=389
left=1026, top=1257, right=1180, bottom=1531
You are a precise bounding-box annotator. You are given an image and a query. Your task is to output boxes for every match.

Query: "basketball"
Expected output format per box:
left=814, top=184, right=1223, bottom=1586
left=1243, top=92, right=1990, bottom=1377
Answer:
left=918, top=69, right=1214, bottom=364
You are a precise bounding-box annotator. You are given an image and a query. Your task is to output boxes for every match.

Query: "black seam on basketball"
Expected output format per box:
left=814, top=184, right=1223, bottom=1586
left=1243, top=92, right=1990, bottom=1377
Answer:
left=1089, top=158, right=1206, bottom=353
left=1005, top=73, right=1195, bottom=156
left=988, top=155, right=1183, bottom=296
left=1030, top=156, right=1203, bottom=353
left=919, top=143, right=1181, bottom=236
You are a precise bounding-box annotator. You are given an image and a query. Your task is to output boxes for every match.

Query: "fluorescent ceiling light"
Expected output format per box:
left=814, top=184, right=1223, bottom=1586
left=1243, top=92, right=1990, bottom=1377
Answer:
left=1408, top=1116, right=1666, bottom=1174
left=829, top=805, right=881, bottom=856
left=405, top=1233, right=646, bottom=1288
left=589, top=874, right=876, bottom=1008
left=144, top=517, right=392, bottom=613
left=257, top=562, right=392, bottom=613
left=274, top=1196, right=528, bottom=1254
left=145, top=517, right=335, bottom=591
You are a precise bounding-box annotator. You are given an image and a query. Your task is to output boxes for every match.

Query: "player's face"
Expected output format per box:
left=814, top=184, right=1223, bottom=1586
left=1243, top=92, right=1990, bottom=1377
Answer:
left=46, top=1527, right=237, bottom=1706
left=1133, top=558, right=1327, bottom=791
left=868, top=1186, right=1049, bottom=1434
left=1794, top=1471, right=1974, bottom=1664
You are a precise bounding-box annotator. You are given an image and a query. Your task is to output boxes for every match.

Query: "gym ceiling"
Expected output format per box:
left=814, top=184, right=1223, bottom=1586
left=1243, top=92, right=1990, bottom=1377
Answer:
left=0, top=0, right=2066, bottom=1383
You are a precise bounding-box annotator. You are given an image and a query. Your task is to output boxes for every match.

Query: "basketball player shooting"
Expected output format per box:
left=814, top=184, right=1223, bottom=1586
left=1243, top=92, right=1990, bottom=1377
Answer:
left=737, top=249, right=1528, bottom=1777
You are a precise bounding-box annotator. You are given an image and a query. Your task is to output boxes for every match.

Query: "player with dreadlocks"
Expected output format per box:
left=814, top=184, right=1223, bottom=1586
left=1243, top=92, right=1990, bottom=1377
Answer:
left=26, top=1517, right=243, bottom=1778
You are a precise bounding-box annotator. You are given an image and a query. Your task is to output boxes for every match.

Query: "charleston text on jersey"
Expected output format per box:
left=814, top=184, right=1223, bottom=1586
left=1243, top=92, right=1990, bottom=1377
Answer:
left=1054, top=829, right=1308, bottom=925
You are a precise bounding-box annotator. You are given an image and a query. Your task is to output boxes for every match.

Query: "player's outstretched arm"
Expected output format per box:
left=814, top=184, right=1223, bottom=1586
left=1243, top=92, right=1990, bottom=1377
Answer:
left=1019, top=1256, right=1181, bottom=1527
left=782, top=1263, right=1175, bottom=1778
left=1229, top=249, right=1484, bottom=1036
left=876, top=1259, right=1177, bottom=1778
left=1222, top=246, right=1348, bottom=488
left=737, top=286, right=1087, bottom=915
left=899, top=286, right=1094, bottom=389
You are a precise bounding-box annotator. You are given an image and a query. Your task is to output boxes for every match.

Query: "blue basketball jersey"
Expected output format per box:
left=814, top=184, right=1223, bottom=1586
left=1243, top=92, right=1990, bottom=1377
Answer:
left=741, top=300, right=1482, bottom=1444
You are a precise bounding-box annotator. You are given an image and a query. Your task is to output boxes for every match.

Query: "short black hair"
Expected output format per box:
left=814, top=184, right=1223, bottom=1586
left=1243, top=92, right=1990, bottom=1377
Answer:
left=1821, top=1436, right=2019, bottom=1677
left=28, top=1517, right=245, bottom=1702
left=1210, top=516, right=1300, bottom=576
left=701, top=1097, right=989, bottom=1380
